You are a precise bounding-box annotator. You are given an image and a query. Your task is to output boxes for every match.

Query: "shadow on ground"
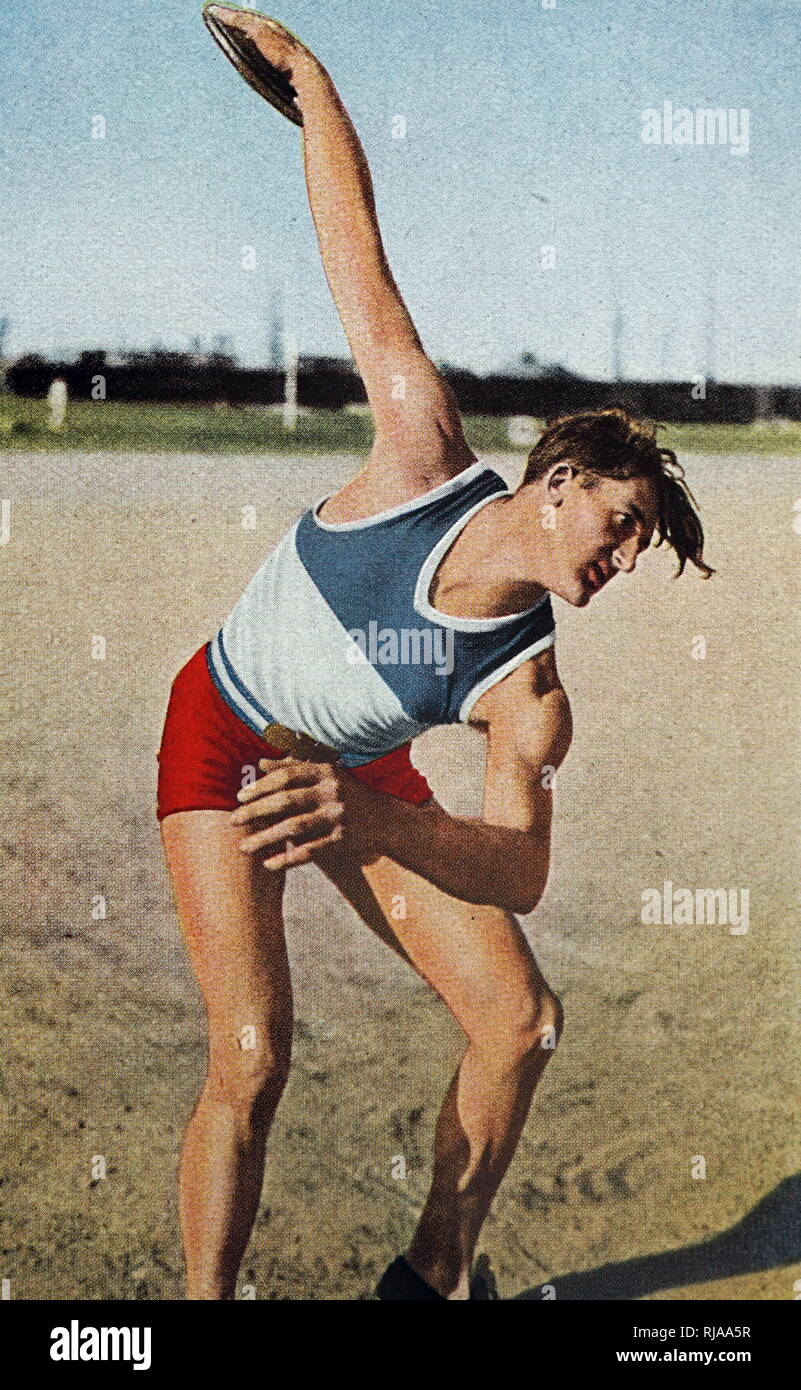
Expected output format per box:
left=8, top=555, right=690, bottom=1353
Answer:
left=512, top=1175, right=800, bottom=1299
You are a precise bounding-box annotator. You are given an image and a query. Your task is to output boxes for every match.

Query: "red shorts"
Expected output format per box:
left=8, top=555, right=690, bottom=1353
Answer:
left=156, top=643, right=433, bottom=821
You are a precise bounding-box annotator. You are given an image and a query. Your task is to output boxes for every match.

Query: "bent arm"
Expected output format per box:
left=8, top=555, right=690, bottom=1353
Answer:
left=358, top=795, right=549, bottom=916
left=356, top=679, right=573, bottom=914
left=230, top=654, right=572, bottom=904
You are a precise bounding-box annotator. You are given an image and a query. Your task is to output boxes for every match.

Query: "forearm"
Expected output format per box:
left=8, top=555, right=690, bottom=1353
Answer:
left=353, top=781, right=552, bottom=915
left=292, top=56, right=420, bottom=347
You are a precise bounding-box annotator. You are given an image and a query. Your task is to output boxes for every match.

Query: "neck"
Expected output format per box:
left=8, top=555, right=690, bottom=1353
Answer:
left=430, top=492, right=549, bottom=619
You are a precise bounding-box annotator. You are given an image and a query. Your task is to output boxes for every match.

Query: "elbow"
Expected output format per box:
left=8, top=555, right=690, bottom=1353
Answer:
left=463, top=879, right=543, bottom=916
left=502, top=841, right=550, bottom=914
left=478, top=845, right=550, bottom=916
left=501, top=872, right=548, bottom=917
left=506, top=891, right=543, bottom=917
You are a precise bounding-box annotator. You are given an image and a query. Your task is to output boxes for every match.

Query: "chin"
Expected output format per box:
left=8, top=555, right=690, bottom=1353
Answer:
left=557, top=577, right=591, bottom=608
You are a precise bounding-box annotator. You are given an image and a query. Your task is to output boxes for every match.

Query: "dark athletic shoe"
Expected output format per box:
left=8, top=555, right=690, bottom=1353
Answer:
left=375, top=1255, right=446, bottom=1300
left=376, top=1254, right=500, bottom=1300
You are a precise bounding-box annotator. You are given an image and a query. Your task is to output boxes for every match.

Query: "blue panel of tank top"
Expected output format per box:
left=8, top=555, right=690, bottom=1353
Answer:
left=294, top=467, right=555, bottom=724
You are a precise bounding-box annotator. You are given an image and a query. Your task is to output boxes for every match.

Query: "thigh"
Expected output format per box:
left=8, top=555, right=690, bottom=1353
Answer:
left=160, top=810, right=293, bottom=1068
left=316, top=836, right=555, bottom=1040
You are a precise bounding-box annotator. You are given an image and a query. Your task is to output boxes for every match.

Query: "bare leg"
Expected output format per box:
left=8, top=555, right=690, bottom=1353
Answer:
left=405, top=1018, right=561, bottom=1298
left=317, top=845, right=564, bottom=1299
left=161, top=811, right=292, bottom=1300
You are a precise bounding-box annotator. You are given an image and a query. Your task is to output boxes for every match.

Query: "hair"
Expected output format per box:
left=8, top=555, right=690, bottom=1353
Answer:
left=521, top=405, right=715, bottom=578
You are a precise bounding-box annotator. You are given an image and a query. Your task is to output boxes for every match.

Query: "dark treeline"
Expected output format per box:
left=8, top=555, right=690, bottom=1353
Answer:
left=6, top=351, right=800, bottom=423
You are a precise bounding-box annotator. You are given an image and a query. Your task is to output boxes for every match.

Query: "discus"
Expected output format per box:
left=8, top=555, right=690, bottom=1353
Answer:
left=202, top=3, right=305, bottom=126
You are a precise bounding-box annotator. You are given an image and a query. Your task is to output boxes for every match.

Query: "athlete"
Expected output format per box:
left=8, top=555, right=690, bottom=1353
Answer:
left=157, top=7, right=713, bottom=1301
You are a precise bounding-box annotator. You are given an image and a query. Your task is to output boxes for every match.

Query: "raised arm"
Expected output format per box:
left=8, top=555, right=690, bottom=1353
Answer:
left=212, top=10, right=472, bottom=474
left=294, top=54, right=474, bottom=469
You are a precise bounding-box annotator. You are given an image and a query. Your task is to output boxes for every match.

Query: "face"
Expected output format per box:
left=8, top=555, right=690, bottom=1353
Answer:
left=538, top=466, right=660, bottom=608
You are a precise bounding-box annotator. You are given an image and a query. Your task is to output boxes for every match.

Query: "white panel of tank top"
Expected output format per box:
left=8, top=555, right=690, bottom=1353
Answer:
left=218, top=524, right=428, bottom=764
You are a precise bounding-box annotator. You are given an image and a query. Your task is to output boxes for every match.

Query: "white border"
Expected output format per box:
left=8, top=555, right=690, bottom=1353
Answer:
left=458, top=631, right=557, bottom=722
left=310, top=460, right=489, bottom=531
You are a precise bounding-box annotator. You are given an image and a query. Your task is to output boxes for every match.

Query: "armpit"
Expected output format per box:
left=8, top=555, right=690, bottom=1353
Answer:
left=527, top=645, right=562, bottom=698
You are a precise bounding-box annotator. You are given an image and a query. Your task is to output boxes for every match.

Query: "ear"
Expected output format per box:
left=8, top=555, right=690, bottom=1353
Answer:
left=545, top=462, right=575, bottom=503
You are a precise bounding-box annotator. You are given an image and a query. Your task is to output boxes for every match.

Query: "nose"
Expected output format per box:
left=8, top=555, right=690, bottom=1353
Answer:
left=612, top=537, right=640, bottom=574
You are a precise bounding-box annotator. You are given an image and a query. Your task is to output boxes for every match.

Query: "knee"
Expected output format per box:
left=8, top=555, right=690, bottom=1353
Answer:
left=207, top=1035, right=290, bottom=1124
left=479, top=987, right=564, bottom=1068
left=530, top=989, right=564, bottom=1057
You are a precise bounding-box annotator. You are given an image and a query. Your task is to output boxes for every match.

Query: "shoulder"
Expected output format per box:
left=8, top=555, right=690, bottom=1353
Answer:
left=317, top=445, right=484, bottom=525
left=471, top=646, right=571, bottom=735
left=479, top=653, right=573, bottom=780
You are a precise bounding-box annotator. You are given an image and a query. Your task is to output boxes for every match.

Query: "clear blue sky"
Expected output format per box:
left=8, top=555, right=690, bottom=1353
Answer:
left=1, top=0, right=799, bottom=382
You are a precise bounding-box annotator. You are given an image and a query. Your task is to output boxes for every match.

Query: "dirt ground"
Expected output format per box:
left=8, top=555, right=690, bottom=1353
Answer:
left=1, top=447, right=799, bottom=1300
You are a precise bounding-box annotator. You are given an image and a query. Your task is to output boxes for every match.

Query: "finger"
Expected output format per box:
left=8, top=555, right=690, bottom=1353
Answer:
left=263, top=825, right=343, bottom=871
left=258, top=756, right=332, bottom=783
left=239, top=804, right=343, bottom=853
left=231, top=772, right=341, bottom=826
left=240, top=804, right=343, bottom=852
left=235, top=760, right=324, bottom=805
left=231, top=785, right=319, bottom=827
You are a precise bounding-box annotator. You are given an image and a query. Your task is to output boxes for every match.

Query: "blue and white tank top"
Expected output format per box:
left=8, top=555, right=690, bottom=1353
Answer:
left=207, top=461, right=556, bottom=767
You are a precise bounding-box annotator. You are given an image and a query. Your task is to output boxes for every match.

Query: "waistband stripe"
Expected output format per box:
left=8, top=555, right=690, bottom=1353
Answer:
left=208, top=634, right=273, bottom=735
left=216, top=631, right=272, bottom=721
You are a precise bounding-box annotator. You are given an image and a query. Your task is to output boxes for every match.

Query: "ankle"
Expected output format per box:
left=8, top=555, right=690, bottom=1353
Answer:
left=404, top=1249, right=471, bottom=1301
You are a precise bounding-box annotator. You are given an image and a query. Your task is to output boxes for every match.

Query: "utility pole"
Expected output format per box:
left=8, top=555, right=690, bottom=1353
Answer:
left=280, top=267, right=299, bottom=431
left=705, top=269, right=717, bottom=386
left=269, top=290, right=283, bottom=368
left=602, top=226, right=625, bottom=383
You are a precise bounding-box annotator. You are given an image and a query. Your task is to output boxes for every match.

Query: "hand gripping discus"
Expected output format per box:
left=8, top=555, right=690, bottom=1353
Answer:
left=202, top=4, right=305, bottom=126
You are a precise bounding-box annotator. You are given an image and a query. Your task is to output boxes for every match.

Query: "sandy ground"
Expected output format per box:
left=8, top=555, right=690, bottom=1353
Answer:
left=1, top=446, right=799, bottom=1301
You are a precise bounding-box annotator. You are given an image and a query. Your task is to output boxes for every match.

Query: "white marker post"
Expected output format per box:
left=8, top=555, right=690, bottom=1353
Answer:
left=47, top=377, right=69, bottom=431
left=507, top=415, right=537, bottom=448
left=283, top=329, right=298, bottom=432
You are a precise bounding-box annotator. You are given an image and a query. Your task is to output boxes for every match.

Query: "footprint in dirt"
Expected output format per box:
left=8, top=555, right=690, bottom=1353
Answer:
left=389, top=1105, right=426, bottom=1166
left=515, top=1140, right=657, bottom=1213
left=545, top=1078, right=598, bottom=1115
